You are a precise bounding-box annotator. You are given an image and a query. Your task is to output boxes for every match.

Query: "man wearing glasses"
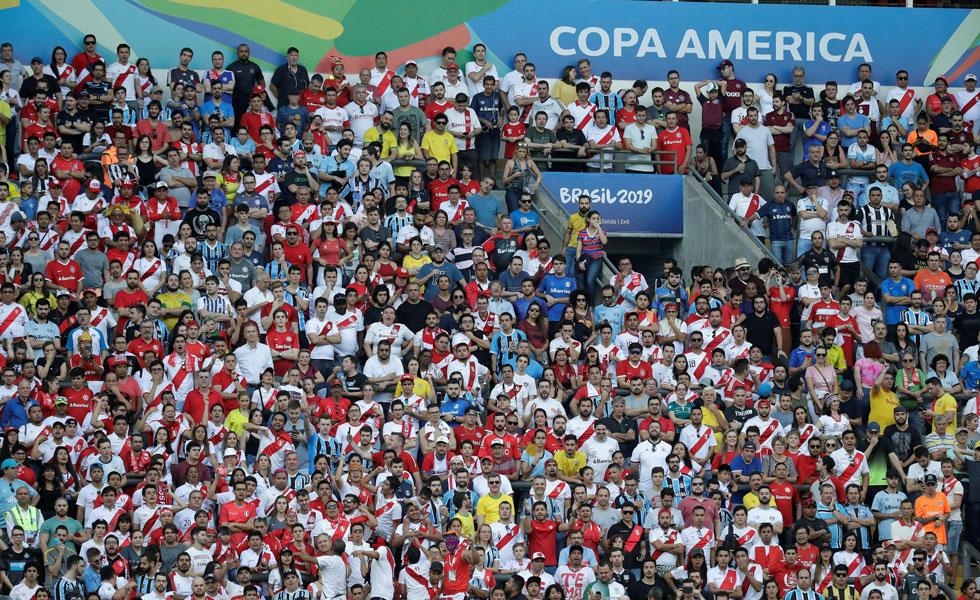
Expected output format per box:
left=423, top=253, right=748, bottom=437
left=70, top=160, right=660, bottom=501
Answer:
left=475, top=473, right=513, bottom=526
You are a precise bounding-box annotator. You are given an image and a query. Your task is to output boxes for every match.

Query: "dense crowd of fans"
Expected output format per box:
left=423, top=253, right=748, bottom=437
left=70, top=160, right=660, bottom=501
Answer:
left=0, top=28, right=979, bottom=600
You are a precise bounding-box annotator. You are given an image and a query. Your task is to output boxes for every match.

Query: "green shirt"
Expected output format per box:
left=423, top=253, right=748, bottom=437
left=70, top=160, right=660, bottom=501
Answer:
left=38, top=516, right=83, bottom=552
left=525, top=126, right=557, bottom=161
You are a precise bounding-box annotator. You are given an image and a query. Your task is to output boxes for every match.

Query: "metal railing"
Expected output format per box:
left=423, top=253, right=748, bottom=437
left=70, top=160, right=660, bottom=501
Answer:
left=690, top=168, right=783, bottom=263
left=533, top=150, right=678, bottom=173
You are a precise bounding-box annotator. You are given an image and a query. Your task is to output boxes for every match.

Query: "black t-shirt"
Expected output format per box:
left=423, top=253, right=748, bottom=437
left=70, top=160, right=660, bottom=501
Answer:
left=282, top=168, right=313, bottom=205
left=741, top=311, right=781, bottom=355
left=954, top=310, right=980, bottom=350
left=724, top=404, right=756, bottom=426
left=228, top=60, right=264, bottom=101
left=799, top=250, right=838, bottom=281
left=819, top=97, right=844, bottom=129
left=882, top=423, right=922, bottom=465
left=607, top=521, right=645, bottom=568
left=168, top=67, right=201, bottom=89
left=19, top=74, right=59, bottom=101
left=795, top=515, right=830, bottom=539
left=554, top=128, right=588, bottom=172
left=182, top=207, right=222, bottom=238
left=0, top=546, right=41, bottom=591
left=396, top=299, right=434, bottom=333
left=56, top=109, right=92, bottom=151
left=783, top=84, right=816, bottom=119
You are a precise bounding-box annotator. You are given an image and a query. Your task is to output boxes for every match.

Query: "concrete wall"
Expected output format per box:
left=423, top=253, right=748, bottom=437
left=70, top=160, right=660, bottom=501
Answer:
left=676, top=177, right=773, bottom=275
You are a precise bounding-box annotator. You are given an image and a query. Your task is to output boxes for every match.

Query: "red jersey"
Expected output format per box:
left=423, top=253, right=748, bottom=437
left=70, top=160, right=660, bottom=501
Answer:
left=281, top=243, right=312, bottom=281
left=127, top=337, right=164, bottom=368
left=64, top=386, right=94, bottom=422
left=796, top=544, right=819, bottom=570
left=45, top=259, right=83, bottom=293
left=50, top=155, right=83, bottom=186
left=453, top=425, right=485, bottom=453
left=183, top=389, right=222, bottom=427
left=657, top=127, right=692, bottom=174
left=266, top=328, right=299, bottom=376
left=425, top=100, right=453, bottom=125
left=824, top=313, right=860, bottom=365
left=220, top=501, right=257, bottom=549
left=501, top=122, right=526, bottom=159
left=769, top=481, right=799, bottom=527
left=299, top=89, right=326, bottom=113
left=527, top=518, right=559, bottom=565
left=615, top=359, right=652, bottom=382
left=426, top=178, right=460, bottom=214
left=114, top=288, right=148, bottom=333
left=240, top=109, right=276, bottom=144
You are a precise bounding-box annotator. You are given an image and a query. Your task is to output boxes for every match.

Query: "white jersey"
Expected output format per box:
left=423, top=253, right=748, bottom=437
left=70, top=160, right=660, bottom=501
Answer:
left=344, top=101, right=379, bottom=147
left=886, top=87, right=921, bottom=122
left=489, top=521, right=524, bottom=565
left=567, top=101, right=597, bottom=129
left=464, top=62, right=499, bottom=98
left=367, top=545, right=396, bottom=599
left=581, top=436, right=619, bottom=481
left=446, top=107, right=480, bottom=152
left=402, top=76, right=429, bottom=108
left=955, top=89, right=980, bottom=130
left=0, top=302, right=27, bottom=340
left=313, top=106, right=348, bottom=145
left=106, top=61, right=138, bottom=100
left=364, top=321, right=413, bottom=359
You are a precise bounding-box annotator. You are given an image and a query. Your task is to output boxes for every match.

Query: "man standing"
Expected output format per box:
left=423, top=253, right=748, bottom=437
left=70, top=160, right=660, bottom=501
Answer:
left=228, top=45, right=264, bottom=122
left=269, top=47, right=308, bottom=110
left=735, top=107, right=778, bottom=200
left=718, top=59, right=746, bottom=160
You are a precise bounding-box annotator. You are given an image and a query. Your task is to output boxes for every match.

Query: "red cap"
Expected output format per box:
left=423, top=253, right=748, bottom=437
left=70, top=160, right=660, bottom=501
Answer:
left=253, top=85, right=266, bottom=95
left=400, top=373, right=414, bottom=382
left=108, top=356, right=128, bottom=368
left=186, top=320, right=200, bottom=328
left=49, top=179, right=62, bottom=188
left=120, top=179, right=134, bottom=189
left=757, top=399, right=770, bottom=407
left=87, top=179, right=101, bottom=192
left=331, top=58, right=345, bottom=67
left=447, top=63, right=460, bottom=70
left=82, top=288, right=98, bottom=296
left=329, top=378, right=344, bottom=387
left=395, top=267, right=409, bottom=278
left=293, top=150, right=306, bottom=159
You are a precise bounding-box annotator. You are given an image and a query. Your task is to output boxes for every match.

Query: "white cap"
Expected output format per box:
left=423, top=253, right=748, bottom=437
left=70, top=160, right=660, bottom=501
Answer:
left=436, top=436, right=449, bottom=445
left=224, top=448, right=238, bottom=457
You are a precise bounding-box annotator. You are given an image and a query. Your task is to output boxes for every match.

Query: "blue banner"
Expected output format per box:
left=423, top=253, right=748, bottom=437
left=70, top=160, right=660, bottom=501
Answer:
left=541, top=172, right=684, bottom=235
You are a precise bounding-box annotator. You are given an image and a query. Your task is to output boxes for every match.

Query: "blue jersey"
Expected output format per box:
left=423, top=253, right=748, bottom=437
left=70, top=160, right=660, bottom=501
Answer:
left=888, top=161, right=929, bottom=187
left=758, top=201, right=796, bottom=242
left=880, top=277, right=914, bottom=324
left=815, top=500, right=847, bottom=548
left=594, top=303, right=627, bottom=336
left=538, top=274, right=575, bottom=320
left=441, top=395, right=472, bottom=424
left=489, top=330, right=527, bottom=373
left=654, top=285, right=689, bottom=315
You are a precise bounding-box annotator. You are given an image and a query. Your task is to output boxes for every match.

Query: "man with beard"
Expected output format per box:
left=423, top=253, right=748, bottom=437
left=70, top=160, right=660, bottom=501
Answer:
left=181, top=189, right=221, bottom=239
left=882, top=405, right=921, bottom=473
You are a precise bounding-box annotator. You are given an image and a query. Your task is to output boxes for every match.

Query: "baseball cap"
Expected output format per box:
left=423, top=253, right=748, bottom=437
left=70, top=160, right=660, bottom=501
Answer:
left=867, top=422, right=881, bottom=433
left=82, top=288, right=98, bottom=296
left=935, top=76, right=949, bottom=85
left=329, top=378, right=344, bottom=387
left=491, top=438, right=504, bottom=446
left=842, top=190, right=855, bottom=199
left=894, top=405, right=908, bottom=414
left=404, top=60, right=418, bottom=67
left=433, top=243, right=445, bottom=252
left=204, top=573, right=218, bottom=581
left=966, top=74, right=978, bottom=82
left=545, top=458, right=558, bottom=466
left=119, top=179, right=135, bottom=189
left=941, top=95, right=955, bottom=103
left=203, top=170, right=219, bottom=179
left=716, top=59, right=734, bottom=70
left=447, top=63, right=460, bottom=70
left=689, top=548, right=705, bottom=557
left=532, top=552, right=546, bottom=560
left=0, top=459, right=16, bottom=470
left=9, top=211, right=24, bottom=224
left=54, top=396, right=68, bottom=405
left=436, top=436, right=449, bottom=445
left=224, top=448, right=238, bottom=457
left=154, top=181, right=169, bottom=190
left=400, top=373, right=414, bottom=383
left=828, top=170, right=840, bottom=178
left=739, top=177, right=753, bottom=186
left=803, top=498, right=817, bottom=508
left=108, top=356, right=128, bottom=369
left=395, top=267, right=409, bottom=278
left=30, top=57, right=43, bottom=64
left=756, top=399, right=770, bottom=408
left=924, top=473, right=938, bottom=485
left=840, top=380, right=856, bottom=391
left=743, top=441, right=756, bottom=450
left=88, top=179, right=102, bottom=192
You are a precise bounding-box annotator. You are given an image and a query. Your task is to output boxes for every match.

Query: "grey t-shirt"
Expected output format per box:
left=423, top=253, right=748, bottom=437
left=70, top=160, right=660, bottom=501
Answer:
left=233, top=191, right=270, bottom=231
left=74, top=249, right=110, bottom=289
left=592, top=506, right=621, bottom=530
left=920, top=331, right=958, bottom=367
left=227, top=257, right=256, bottom=294
left=158, top=542, right=188, bottom=574
left=158, top=165, right=195, bottom=208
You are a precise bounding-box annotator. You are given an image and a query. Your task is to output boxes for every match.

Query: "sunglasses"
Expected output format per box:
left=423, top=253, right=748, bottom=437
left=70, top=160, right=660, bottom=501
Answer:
left=903, top=358, right=915, bottom=363
left=815, top=353, right=827, bottom=357
left=85, top=40, right=96, bottom=45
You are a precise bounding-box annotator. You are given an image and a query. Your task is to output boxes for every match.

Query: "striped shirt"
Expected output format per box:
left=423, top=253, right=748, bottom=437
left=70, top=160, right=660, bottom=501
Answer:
left=385, top=213, right=413, bottom=246
left=274, top=589, right=312, bottom=600
left=199, top=294, right=234, bottom=331
left=266, top=260, right=288, bottom=283
left=784, top=589, right=824, bottom=600
left=577, top=227, right=605, bottom=259
left=284, top=287, right=309, bottom=333
left=955, top=278, right=980, bottom=302
left=855, top=205, right=894, bottom=245
left=815, top=500, right=846, bottom=549
left=200, top=241, right=228, bottom=273
left=900, top=308, right=932, bottom=347
left=53, top=577, right=85, bottom=600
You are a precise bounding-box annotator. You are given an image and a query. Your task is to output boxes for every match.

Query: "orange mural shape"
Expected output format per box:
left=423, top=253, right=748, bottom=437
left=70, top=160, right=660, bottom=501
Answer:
left=316, top=24, right=472, bottom=73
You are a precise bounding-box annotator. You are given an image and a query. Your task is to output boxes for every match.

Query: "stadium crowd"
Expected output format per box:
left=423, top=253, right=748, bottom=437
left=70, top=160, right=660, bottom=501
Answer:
left=0, top=27, right=978, bottom=600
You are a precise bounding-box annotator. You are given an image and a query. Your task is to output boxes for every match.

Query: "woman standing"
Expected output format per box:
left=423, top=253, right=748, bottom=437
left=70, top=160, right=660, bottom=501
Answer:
left=575, top=210, right=608, bottom=301
left=502, top=142, right=541, bottom=213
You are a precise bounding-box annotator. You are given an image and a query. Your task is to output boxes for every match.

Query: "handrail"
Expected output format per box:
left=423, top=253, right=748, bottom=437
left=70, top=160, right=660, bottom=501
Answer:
left=534, top=150, right=678, bottom=173
left=961, top=541, right=980, bottom=588
left=689, top=169, right=783, bottom=264
left=534, top=178, right=618, bottom=288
